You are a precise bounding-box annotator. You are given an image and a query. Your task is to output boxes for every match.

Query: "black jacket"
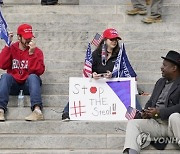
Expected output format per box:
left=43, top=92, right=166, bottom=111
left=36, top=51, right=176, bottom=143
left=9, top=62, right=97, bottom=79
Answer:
left=145, top=77, right=180, bottom=120
left=92, top=50, right=118, bottom=74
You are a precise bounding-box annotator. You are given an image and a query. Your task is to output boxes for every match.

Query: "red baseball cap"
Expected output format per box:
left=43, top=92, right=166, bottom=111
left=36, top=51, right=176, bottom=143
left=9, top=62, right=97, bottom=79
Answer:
left=17, top=24, right=34, bottom=39
left=103, top=28, right=122, bottom=40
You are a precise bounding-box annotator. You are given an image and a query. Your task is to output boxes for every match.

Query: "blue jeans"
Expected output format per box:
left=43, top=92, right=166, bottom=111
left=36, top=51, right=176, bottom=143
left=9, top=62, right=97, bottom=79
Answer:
left=0, top=73, right=43, bottom=112
left=63, top=102, right=69, bottom=113
left=63, top=96, right=142, bottom=113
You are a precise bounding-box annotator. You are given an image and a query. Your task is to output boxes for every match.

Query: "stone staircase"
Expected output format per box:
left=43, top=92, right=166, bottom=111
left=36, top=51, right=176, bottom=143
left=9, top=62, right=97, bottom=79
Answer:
left=0, top=0, right=180, bottom=153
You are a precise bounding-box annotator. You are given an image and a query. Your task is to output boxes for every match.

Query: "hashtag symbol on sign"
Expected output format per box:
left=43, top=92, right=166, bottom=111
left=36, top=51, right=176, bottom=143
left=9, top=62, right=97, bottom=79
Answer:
left=70, top=101, right=86, bottom=117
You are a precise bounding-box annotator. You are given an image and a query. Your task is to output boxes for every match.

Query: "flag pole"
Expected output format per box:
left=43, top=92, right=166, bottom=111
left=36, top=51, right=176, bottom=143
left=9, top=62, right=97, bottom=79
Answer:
left=117, top=43, right=123, bottom=81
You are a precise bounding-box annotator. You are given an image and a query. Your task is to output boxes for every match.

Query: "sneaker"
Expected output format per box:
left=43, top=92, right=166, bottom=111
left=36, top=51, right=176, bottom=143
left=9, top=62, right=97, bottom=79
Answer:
left=146, top=0, right=151, bottom=5
left=25, top=110, right=44, bottom=121
left=62, top=112, right=70, bottom=121
left=41, top=0, right=58, bottom=5
left=0, top=110, right=5, bottom=121
left=126, top=8, right=147, bottom=15
left=141, top=16, right=162, bottom=24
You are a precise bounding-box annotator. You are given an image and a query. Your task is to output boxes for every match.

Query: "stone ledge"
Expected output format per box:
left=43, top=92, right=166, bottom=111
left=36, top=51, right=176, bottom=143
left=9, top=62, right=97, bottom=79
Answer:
left=3, top=0, right=79, bottom=5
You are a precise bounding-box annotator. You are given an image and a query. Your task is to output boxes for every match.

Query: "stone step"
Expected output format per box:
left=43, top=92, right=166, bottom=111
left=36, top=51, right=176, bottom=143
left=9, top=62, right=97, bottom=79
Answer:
left=42, top=82, right=154, bottom=94
left=0, top=134, right=110, bottom=149
left=137, top=95, right=151, bottom=108
left=44, top=60, right=162, bottom=73
left=2, top=4, right=179, bottom=16
left=6, top=107, right=63, bottom=120
left=2, top=5, right=117, bottom=14
left=0, top=80, right=154, bottom=94
left=29, top=41, right=180, bottom=53
left=2, top=0, right=180, bottom=5
left=0, top=121, right=127, bottom=134
left=5, top=95, right=150, bottom=120
left=0, top=45, right=168, bottom=63
left=0, top=40, right=179, bottom=55
left=3, top=0, right=41, bottom=5
left=0, top=30, right=178, bottom=45
left=1, top=3, right=179, bottom=24
left=2, top=11, right=179, bottom=24
left=3, top=0, right=79, bottom=5
left=0, top=121, right=179, bottom=151
left=6, top=94, right=150, bottom=109
left=4, top=22, right=180, bottom=33
left=7, top=95, right=68, bottom=107
left=35, top=31, right=180, bottom=43
left=0, top=68, right=156, bottom=93
left=79, top=0, right=180, bottom=5
left=0, top=150, right=179, bottom=154
left=3, top=14, right=123, bottom=23
left=43, top=50, right=166, bottom=62
left=41, top=70, right=161, bottom=84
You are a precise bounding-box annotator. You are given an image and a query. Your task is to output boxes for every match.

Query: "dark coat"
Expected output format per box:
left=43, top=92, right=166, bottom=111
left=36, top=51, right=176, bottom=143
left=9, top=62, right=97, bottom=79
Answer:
left=145, top=77, right=180, bottom=120
left=92, top=50, right=118, bottom=74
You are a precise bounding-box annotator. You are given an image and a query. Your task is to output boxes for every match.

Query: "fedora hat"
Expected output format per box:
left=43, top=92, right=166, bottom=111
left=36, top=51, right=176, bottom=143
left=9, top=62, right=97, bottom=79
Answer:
left=161, top=50, right=180, bottom=67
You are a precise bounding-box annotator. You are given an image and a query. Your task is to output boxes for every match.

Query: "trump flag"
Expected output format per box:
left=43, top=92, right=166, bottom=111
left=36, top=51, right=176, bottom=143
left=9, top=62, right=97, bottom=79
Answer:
left=112, top=43, right=136, bottom=78
left=0, top=9, right=10, bottom=46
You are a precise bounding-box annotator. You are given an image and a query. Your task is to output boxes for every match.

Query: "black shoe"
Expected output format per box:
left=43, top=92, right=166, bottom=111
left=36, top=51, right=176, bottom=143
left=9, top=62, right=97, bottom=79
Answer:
left=62, top=112, right=70, bottom=121
left=41, top=0, right=58, bottom=5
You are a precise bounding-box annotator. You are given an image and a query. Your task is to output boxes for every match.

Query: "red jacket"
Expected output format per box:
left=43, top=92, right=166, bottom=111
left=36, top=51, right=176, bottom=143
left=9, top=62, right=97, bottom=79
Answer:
left=0, top=42, right=45, bottom=84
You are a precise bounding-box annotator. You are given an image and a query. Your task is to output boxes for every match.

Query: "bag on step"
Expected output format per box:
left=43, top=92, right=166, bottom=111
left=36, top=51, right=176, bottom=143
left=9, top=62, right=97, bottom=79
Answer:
left=41, top=0, right=58, bottom=5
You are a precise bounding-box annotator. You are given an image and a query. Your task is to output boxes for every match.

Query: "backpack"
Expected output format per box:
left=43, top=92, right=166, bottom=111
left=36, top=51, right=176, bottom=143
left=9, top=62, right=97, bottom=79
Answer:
left=41, top=0, right=58, bottom=5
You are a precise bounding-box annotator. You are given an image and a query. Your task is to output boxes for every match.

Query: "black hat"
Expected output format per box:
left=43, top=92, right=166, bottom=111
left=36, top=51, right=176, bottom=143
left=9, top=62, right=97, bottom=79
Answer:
left=161, top=50, right=180, bottom=67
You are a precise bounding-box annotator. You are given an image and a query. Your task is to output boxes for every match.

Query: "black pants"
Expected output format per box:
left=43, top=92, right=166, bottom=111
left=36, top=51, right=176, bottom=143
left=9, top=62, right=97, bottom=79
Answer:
left=41, top=0, right=58, bottom=5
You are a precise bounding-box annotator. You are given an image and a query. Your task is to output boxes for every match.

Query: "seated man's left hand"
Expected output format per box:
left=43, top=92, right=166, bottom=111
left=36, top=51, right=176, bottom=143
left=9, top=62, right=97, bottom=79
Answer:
left=145, top=107, right=160, bottom=118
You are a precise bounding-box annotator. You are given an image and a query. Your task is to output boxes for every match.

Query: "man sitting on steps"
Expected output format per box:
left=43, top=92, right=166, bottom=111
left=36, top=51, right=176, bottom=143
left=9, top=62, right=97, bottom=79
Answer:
left=123, top=50, right=180, bottom=154
left=0, top=24, right=45, bottom=121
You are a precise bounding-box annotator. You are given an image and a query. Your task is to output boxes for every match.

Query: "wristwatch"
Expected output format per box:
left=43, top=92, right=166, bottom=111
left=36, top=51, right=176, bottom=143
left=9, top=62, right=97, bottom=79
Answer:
left=154, top=113, right=159, bottom=119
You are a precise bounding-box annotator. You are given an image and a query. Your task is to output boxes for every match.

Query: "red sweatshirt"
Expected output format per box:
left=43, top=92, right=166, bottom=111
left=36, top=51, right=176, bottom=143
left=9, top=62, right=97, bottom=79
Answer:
left=0, top=42, right=45, bottom=84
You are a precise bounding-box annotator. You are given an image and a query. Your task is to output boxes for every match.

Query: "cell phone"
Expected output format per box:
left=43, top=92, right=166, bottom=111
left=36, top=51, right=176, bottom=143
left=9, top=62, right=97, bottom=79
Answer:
left=100, top=73, right=107, bottom=77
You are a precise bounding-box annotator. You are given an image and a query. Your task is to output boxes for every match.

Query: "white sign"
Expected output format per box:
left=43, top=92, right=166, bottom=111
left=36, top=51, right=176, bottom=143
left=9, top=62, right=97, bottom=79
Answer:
left=69, top=77, right=136, bottom=121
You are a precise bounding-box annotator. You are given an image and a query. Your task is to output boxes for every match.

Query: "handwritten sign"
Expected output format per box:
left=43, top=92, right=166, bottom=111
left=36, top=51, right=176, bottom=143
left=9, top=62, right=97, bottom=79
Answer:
left=69, top=77, right=136, bottom=121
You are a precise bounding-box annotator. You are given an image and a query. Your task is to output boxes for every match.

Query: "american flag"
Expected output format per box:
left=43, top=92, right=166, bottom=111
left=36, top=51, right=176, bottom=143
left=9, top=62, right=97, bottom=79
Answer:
left=0, top=9, right=10, bottom=46
left=91, top=33, right=103, bottom=47
left=112, top=43, right=137, bottom=78
left=125, top=106, right=137, bottom=120
left=82, top=42, right=93, bottom=78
